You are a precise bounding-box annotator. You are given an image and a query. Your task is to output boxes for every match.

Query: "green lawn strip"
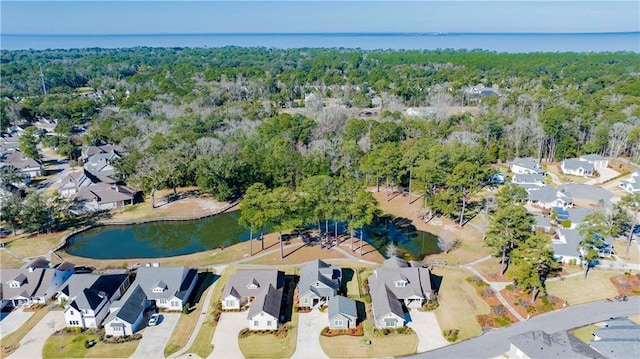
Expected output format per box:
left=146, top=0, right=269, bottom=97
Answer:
left=1, top=307, right=49, bottom=357
left=569, top=324, right=599, bottom=344
left=432, top=267, right=487, bottom=341
left=163, top=271, right=216, bottom=357
left=546, top=270, right=620, bottom=305
left=319, top=329, right=417, bottom=358
left=42, top=333, right=138, bottom=358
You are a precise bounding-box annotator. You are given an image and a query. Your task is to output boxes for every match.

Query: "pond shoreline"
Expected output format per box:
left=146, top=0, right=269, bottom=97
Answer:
left=53, top=200, right=239, bottom=256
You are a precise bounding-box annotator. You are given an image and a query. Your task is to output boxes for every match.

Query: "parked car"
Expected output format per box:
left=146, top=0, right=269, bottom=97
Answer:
left=148, top=313, right=160, bottom=326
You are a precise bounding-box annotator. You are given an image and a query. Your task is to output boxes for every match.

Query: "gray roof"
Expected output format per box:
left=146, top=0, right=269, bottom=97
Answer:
left=553, top=229, right=583, bottom=258
left=369, top=258, right=432, bottom=301
left=589, top=318, right=640, bottom=359
left=511, top=157, right=542, bottom=172
left=533, top=215, right=552, bottom=228
left=70, top=288, right=105, bottom=311
left=74, top=182, right=135, bottom=204
left=328, top=295, right=357, bottom=321
left=132, top=267, right=197, bottom=301
left=3, top=152, right=42, bottom=171
left=562, top=159, right=594, bottom=173
left=298, top=260, right=340, bottom=298
left=223, top=270, right=284, bottom=300
left=247, top=284, right=283, bottom=320
left=580, top=154, right=607, bottom=161
left=529, top=186, right=571, bottom=204
left=512, top=173, right=545, bottom=184
left=567, top=207, right=593, bottom=225
left=509, top=330, right=606, bottom=359
left=1, top=267, right=50, bottom=301
left=369, top=283, right=404, bottom=322
left=105, top=285, right=146, bottom=325
left=58, top=273, right=129, bottom=300
left=27, top=257, right=50, bottom=269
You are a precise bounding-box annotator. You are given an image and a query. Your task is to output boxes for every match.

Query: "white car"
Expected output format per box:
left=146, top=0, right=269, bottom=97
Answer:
left=148, top=313, right=160, bottom=326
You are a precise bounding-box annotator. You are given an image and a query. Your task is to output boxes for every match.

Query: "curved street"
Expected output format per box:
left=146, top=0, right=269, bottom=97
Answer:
left=413, top=296, right=640, bottom=359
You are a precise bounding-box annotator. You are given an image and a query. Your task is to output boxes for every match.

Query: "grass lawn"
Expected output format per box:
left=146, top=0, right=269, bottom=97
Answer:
left=1, top=307, right=49, bottom=357
left=613, top=239, right=640, bottom=264
left=163, top=271, right=216, bottom=357
left=3, top=231, right=66, bottom=258
left=345, top=268, right=361, bottom=297
left=42, top=333, right=138, bottom=358
left=238, top=310, right=299, bottom=359
left=432, top=267, right=488, bottom=341
left=1, top=250, right=24, bottom=268
left=424, top=225, right=492, bottom=266
left=570, top=324, right=599, bottom=344
left=319, top=331, right=418, bottom=358
left=546, top=270, right=620, bottom=305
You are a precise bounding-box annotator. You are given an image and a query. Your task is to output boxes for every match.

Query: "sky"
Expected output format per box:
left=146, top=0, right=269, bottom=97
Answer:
left=1, top=1, right=639, bottom=35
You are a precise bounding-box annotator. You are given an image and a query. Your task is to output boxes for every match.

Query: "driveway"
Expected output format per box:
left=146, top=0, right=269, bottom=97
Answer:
left=585, top=167, right=620, bottom=185
left=8, top=310, right=65, bottom=359
left=558, top=184, right=614, bottom=205
left=291, top=309, right=328, bottom=359
left=131, top=312, right=180, bottom=359
left=0, top=309, right=34, bottom=340
left=413, top=296, right=640, bottom=359
left=210, top=311, right=246, bottom=359
left=407, top=309, right=448, bottom=353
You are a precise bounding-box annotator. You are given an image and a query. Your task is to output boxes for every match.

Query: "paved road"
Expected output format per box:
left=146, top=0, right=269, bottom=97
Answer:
left=8, top=310, right=65, bottom=359
left=0, top=309, right=34, bottom=340
left=407, top=309, right=448, bottom=353
left=413, top=296, right=640, bottom=359
left=291, top=309, right=328, bottom=359
left=558, top=183, right=614, bottom=205
left=210, top=312, right=246, bottom=359
left=131, top=312, right=181, bottom=359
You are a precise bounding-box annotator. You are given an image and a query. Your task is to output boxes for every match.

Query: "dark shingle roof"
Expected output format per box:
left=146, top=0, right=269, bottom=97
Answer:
left=70, top=288, right=105, bottom=311
left=509, top=330, right=606, bottom=359
left=247, top=284, right=283, bottom=320
left=328, top=295, right=357, bottom=321
left=107, top=285, right=146, bottom=324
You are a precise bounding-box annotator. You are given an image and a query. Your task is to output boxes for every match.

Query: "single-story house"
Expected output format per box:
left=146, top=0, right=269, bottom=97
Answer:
left=512, top=173, right=545, bottom=186
left=247, top=284, right=283, bottom=330
left=131, top=266, right=198, bottom=310
left=510, top=157, right=545, bottom=175
left=580, top=154, right=608, bottom=171
left=103, top=285, right=148, bottom=337
left=297, top=259, right=341, bottom=308
left=370, top=284, right=405, bottom=329
left=58, top=273, right=131, bottom=329
left=619, top=171, right=640, bottom=194
left=561, top=159, right=594, bottom=177
left=553, top=229, right=583, bottom=264
left=567, top=207, right=593, bottom=229
left=2, top=151, right=44, bottom=178
left=589, top=317, right=640, bottom=359
left=527, top=186, right=573, bottom=209
left=221, top=270, right=284, bottom=310
left=0, top=259, right=74, bottom=309
left=328, top=295, right=358, bottom=329
left=509, top=330, right=605, bottom=359
left=72, top=183, right=136, bottom=213
left=532, top=215, right=554, bottom=234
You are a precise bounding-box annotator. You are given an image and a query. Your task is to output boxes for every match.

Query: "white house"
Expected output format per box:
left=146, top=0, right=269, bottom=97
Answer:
left=297, top=259, right=341, bottom=308
left=247, top=284, right=283, bottom=330
left=527, top=186, right=573, bottom=209
left=510, top=157, right=545, bottom=175
left=561, top=159, right=594, bottom=177
left=619, top=171, right=640, bottom=194
left=553, top=229, right=584, bottom=264
left=103, top=285, right=148, bottom=337
left=221, top=270, right=284, bottom=310
left=580, top=154, right=608, bottom=171
left=0, top=259, right=74, bottom=309
left=131, top=266, right=198, bottom=310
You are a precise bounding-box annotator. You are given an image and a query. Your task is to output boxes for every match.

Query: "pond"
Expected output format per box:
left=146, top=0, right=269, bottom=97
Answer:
left=66, top=211, right=440, bottom=260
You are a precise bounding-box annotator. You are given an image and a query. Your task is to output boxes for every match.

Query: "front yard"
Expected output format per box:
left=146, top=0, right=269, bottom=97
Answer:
left=319, top=323, right=418, bottom=358
left=546, top=270, right=621, bottom=305
left=42, top=332, right=138, bottom=358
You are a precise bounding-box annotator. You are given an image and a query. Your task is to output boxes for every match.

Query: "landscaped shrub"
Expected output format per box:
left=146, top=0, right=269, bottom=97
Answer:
left=442, top=329, right=459, bottom=342
left=493, top=315, right=512, bottom=327
left=363, top=294, right=371, bottom=303
left=239, top=328, right=251, bottom=339
left=102, top=333, right=142, bottom=344
left=422, top=298, right=439, bottom=311
left=466, top=276, right=488, bottom=287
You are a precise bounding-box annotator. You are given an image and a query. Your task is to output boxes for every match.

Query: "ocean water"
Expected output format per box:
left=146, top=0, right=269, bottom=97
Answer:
left=2, top=32, right=639, bottom=52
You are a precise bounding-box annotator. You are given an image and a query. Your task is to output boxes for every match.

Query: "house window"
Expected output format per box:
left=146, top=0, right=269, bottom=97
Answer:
left=152, top=287, right=164, bottom=293
left=171, top=301, right=179, bottom=307
left=70, top=310, right=74, bottom=315
left=9, top=282, right=19, bottom=288
left=385, top=320, right=396, bottom=328
left=69, top=320, right=79, bottom=326
left=267, top=321, right=272, bottom=327
left=334, top=320, right=343, bottom=327
left=303, top=297, right=309, bottom=305
left=395, top=281, right=406, bottom=288
left=225, top=300, right=235, bottom=307
left=113, top=326, right=122, bottom=331
left=253, top=321, right=259, bottom=327
left=159, top=299, right=167, bottom=304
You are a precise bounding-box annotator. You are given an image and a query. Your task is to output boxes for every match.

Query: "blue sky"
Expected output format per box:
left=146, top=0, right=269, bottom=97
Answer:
left=2, top=1, right=639, bottom=35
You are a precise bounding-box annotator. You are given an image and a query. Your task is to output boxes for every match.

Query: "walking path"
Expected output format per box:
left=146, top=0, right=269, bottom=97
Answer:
left=463, top=263, right=525, bottom=322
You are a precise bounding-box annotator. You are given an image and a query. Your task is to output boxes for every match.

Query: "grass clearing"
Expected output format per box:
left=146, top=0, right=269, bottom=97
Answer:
left=570, top=324, right=599, bottom=344
left=3, top=232, right=66, bottom=258
left=163, top=271, right=216, bottom=357
left=432, top=267, right=488, bottom=341
left=546, top=270, right=620, bottom=305
left=1, top=307, right=49, bottom=357
left=319, top=330, right=418, bottom=358
left=42, top=333, right=138, bottom=358
left=1, top=250, right=24, bottom=268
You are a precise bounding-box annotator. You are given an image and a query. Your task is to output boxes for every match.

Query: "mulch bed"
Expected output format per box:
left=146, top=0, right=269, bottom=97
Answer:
left=610, top=274, right=640, bottom=296
left=500, top=288, right=563, bottom=319
left=467, top=276, right=518, bottom=328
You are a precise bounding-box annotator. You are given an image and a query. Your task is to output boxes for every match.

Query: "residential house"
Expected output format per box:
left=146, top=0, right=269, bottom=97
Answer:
left=367, top=256, right=433, bottom=329
left=328, top=295, right=358, bottom=329
left=510, top=157, right=545, bottom=175
left=619, top=171, right=640, bottom=194
left=0, top=258, right=74, bottom=308
left=72, top=182, right=136, bottom=213
left=2, top=151, right=44, bottom=178
left=32, top=118, right=57, bottom=133
left=566, top=207, right=593, bottom=229
left=512, top=173, right=545, bottom=186
left=131, top=266, right=198, bottom=310
left=57, top=169, right=113, bottom=197
left=527, top=186, right=573, bottom=209
left=532, top=215, right=553, bottom=234
left=58, top=273, right=131, bottom=329
left=81, top=144, right=125, bottom=162
left=580, top=154, right=608, bottom=171
left=553, top=229, right=583, bottom=264
left=221, top=270, right=284, bottom=310
left=561, top=159, right=594, bottom=177
left=84, top=151, right=120, bottom=177
left=0, top=133, right=20, bottom=154
left=297, top=259, right=341, bottom=308
left=589, top=318, right=640, bottom=359
left=509, top=330, right=605, bottom=359
left=103, top=285, right=148, bottom=337
left=247, top=284, right=283, bottom=330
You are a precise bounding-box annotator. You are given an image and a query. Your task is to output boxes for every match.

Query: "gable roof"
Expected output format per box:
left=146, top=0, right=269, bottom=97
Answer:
left=510, top=330, right=605, bottom=359
left=553, top=229, right=583, bottom=257
left=1, top=267, right=49, bottom=301
left=69, top=288, right=106, bottom=311
left=511, top=157, right=541, bottom=171
left=58, top=273, right=129, bottom=300
left=223, top=270, right=284, bottom=300
left=369, top=259, right=432, bottom=301
left=298, top=260, right=340, bottom=298
left=74, top=183, right=135, bottom=204
left=580, top=154, right=607, bottom=162
left=328, top=295, right=357, bottom=321
left=370, top=283, right=404, bottom=322
left=529, top=186, right=571, bottom=204
left=512, top=173, right=545, bottom=184
left=589, top=318, right=640, bottom=359
left=247, top=284, right=283, bottom=320
left=562, top=159, right=594, bottom=172
left=132, top=267, right=197, bottom=301
left=105, top=285, right=146, bottom=325
left=567, top=207, right=593, bottom=225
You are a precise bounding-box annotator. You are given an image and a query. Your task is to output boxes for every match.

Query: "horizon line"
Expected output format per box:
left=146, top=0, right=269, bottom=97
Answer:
left=4, top=31, right=640, bottom=37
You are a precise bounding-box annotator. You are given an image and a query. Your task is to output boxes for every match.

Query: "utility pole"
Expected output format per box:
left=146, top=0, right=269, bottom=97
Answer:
left=39, top=63, right=47, bottom=95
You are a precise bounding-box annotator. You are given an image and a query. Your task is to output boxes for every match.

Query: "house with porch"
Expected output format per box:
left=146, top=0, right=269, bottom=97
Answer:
left=561, top=158, right=595, bottom=177
left=0, top=258, right=74, bottom=309
left=130, top=266, right=198, bottom=310
left=527, top=186, right=573, bottom=209
left=58, top=273, right=131, bottom=329
left=221, top=270, right=284, bottom=310
left=247, top=284, right=283, bottom=330
left=103, top=285, right=148, bottom=337
left=368, top=256, right=433, bottom=328
left=580, top=154, right=608, bottom=171
left=297, top=259, right=341, bottom=308
left=328, top=295, right=358, bottom=329
left=510, top=157, right=545, bottom=175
